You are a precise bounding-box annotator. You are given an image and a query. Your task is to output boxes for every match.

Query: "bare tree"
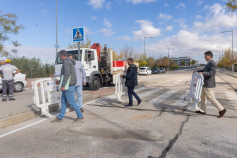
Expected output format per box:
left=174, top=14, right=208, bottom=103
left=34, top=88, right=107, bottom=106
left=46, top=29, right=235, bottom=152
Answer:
left=120, top=44, right=136, bottom=60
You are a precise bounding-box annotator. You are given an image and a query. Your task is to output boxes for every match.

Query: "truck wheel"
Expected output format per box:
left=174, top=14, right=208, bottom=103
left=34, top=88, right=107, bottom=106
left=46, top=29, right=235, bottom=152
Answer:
left=89, top=76, right=101, bottom=91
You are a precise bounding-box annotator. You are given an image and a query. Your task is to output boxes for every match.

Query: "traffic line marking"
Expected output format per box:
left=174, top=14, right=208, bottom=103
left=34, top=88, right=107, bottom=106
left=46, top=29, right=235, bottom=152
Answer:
left=149, top=89, right=178, bottom=104
left=173, top=90, right=190, bottom=106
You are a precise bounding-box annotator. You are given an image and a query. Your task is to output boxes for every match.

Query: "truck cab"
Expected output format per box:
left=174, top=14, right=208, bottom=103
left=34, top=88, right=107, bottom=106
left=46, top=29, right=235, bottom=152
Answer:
left=55, top=44, right=116, bottom=91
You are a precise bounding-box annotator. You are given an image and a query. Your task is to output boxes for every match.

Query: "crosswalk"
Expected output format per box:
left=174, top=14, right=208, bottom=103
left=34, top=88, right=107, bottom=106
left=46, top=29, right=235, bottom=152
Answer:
left=115, top=87, right=237, bottom=109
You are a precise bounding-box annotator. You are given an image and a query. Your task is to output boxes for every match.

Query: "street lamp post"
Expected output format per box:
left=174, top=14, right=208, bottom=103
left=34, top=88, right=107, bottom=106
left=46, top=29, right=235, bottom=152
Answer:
left=168, top=48, right=174, bottom=71
left=55, top=0, right=58, bottom=67
left=144, top=36, right=153, bottom=54
left=220, top=29, right=234, bottom=74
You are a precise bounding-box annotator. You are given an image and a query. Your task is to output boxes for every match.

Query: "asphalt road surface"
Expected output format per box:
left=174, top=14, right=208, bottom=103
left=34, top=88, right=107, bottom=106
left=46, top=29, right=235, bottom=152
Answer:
left=0, top=69, right=237, bottom=158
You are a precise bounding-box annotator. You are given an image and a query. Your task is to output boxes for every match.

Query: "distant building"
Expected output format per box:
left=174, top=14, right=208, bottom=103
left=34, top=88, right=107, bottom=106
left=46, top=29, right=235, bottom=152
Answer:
left=170, top=56, right=193, bottom=67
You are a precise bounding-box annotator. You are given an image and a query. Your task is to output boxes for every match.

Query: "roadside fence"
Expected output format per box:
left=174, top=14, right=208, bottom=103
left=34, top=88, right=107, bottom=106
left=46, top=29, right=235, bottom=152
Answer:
left=186, top=72, right=205, bottom=112
left=32, top=77, right=61, bottom=117
left=115, top=72, right=126, bottom=102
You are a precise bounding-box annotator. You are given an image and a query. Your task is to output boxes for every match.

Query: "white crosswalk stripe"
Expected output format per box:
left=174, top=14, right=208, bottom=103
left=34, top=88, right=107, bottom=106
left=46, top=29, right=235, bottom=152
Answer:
left=138, top=88, right=163, bottom=98
left=173, top=90, right=190, bottom=106
left=148, top=89, right=178, bottom=104
left=225, top=92, right=237, bottom=109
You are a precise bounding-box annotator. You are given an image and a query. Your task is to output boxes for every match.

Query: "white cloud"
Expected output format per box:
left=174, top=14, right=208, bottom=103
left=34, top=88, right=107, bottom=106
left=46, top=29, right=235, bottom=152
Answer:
left=174, top=18, right=188, bottom=29
left=144, top=30, right=235, bottom=60
left=133, top=20, right=162, bottom=40
left=195, top=15, right=203, bottom=19
left=118, top=36, right=131, bottom=41
left=166, top=26, right=173, bottom=31
left=106, top=1, right=112, bottom=10
left=99, top=28, right=115, bottom=37
left=164, top=3, right=169, bottom=7
left=91, top=16, right=97, bottom=20
left=3, top=45, right=66, bottom=63
left=41, top=9, right=47, bottom=14
left=158, top=13, right=172, bottom=20
left=103, top=18, right=112, bottom=28
left=85, top=27, right=96, bottom=34
left=87, top=0, right=105, bottom=9
left=100, top=18, right=115, bottom=37
left=66, top=29, right=72, bottom=34
left=194, top=3, right=237, bottom=31
left=197, top=0, right=204, bottom=5
left=176, top=3, right=186, bottom=9
left=204, top=5, right=209, bottom=10
left=127, top=0, right=156, bottom=4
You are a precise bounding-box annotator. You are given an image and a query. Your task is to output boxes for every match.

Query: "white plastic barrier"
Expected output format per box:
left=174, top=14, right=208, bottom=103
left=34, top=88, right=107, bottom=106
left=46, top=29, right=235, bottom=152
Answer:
left=186, top=72, right=205, bottom=112
left=32, top=77, right=62, bottom=117
left=115, top=72, right=126, bottom=102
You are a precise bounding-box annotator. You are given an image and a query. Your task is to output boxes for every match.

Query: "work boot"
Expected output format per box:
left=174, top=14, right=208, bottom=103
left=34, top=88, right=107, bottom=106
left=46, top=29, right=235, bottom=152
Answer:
left=51, top=118, right=63, bottom=123
left=195, top=111, right=206, bottom=114
left=2, top=98, right=7, bottom=102
left=73, top=117, right=84, bottom=124
left=9, top=98, right=15, bottom=101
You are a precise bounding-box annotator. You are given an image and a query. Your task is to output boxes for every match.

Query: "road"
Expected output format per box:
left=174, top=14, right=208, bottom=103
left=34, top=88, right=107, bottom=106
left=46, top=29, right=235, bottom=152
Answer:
left=0, top=69, right=237, bottom=158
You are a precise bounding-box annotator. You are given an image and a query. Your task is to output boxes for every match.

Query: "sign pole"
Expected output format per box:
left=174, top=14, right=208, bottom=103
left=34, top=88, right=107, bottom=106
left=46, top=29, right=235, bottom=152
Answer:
left=78, top=42, right=80, bottom=61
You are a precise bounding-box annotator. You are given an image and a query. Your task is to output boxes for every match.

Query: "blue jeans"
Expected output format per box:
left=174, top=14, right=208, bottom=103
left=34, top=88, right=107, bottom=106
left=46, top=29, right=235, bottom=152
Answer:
left=75, top=85, right=82, bottom=108
left=58, top=86, right=83, bottom=120
left=128, top=87, right=141, bottom=105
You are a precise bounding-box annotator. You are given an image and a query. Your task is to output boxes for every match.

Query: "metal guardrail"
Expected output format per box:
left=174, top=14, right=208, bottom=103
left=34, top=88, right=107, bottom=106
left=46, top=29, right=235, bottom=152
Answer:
left=32, top=77, right=62, bottom=117
left=115, top=72, right=126, bottom=102
left=186, top=72, right=204, bottom=112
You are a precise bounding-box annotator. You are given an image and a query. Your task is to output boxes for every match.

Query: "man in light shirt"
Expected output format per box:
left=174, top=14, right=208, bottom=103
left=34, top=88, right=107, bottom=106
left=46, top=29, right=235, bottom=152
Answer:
left=51, top=54, right=86, bottom=112
left=0, top=59, right=20, bottom=101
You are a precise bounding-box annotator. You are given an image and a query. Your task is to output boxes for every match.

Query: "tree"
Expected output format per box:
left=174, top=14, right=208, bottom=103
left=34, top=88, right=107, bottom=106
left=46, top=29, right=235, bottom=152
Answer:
left=191, top=60, right=196, bottom=65
left=120, top=44, right=137, bottom=60
left=113, top=51, right=124, bottom=60
left=138, top=53, right=148, bottom=67
left=188, top=61, right=191, bottom=66
left=68, top=36, right=92, bottom=49
left=146, top=57, right=155, bottom=68
left=181, top=61, right=185, bottom=66
left=226, top=0, right=237, bottom=12
left=0, top=11, right=24, bottom=57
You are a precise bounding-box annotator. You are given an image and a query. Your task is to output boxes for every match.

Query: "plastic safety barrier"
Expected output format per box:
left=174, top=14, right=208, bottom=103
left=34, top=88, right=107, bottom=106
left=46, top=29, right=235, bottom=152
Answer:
left=32, top=78, right=62, bottom=117
left=115, top=72, right=126, bottom=102
left=186, top=72, right=205, bottom=112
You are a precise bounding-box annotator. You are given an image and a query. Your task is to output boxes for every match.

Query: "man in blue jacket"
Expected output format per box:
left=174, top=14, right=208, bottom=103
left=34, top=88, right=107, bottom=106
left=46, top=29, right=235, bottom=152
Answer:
left=120, top=58, right=142, bottom=107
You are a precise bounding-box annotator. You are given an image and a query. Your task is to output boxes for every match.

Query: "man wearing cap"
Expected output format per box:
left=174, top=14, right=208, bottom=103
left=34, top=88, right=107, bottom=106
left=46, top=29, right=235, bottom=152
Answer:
left=0, top=59, right=20, bottom=101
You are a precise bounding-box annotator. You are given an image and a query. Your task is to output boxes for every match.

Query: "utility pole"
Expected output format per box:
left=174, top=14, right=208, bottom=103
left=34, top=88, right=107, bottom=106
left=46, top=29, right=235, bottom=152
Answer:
left=55, top=0, right=58, bottom=67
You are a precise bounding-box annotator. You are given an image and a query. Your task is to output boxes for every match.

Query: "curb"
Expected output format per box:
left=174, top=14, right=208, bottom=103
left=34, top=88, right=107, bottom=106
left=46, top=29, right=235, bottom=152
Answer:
left=0, top=75, right=182, bottom=129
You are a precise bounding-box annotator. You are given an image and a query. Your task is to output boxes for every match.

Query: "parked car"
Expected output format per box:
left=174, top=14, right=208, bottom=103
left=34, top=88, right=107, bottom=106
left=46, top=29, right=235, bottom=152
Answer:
left=0, top=73, right=27, bottom=92
left=139, top=67, right=152, bottom=75
left=152, top=68, right=160, bottom=74
left=160, top=68, right=166, bottom=74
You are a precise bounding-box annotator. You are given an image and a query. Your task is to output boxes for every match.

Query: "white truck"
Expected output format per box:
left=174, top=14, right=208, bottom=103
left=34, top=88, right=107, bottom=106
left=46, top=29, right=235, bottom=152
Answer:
left=55, top=43, right=127, bottom=91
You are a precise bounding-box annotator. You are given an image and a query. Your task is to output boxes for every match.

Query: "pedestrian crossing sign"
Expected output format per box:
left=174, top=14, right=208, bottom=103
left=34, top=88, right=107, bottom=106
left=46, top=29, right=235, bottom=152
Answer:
left=72, top=27, right=85, bottom=42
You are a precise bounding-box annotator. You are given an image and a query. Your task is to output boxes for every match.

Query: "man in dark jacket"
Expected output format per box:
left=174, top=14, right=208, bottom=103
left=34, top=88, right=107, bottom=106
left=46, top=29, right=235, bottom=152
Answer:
left=51, top=50, right=84, bottom=123
left=120, top=58, right=142, bottom=107
left=194, top=51, right=226, bottom=118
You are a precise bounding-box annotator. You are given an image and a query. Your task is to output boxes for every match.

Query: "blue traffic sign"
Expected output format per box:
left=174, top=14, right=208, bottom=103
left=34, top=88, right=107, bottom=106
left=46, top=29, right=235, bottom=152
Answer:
left=55, top=45, right=59, bottom=48
left=72, top=27, right=85, bottom=42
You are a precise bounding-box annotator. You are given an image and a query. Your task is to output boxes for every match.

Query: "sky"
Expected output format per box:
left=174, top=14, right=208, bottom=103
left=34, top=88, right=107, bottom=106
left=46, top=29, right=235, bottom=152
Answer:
left=1, top=0, right=236, bottom=64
